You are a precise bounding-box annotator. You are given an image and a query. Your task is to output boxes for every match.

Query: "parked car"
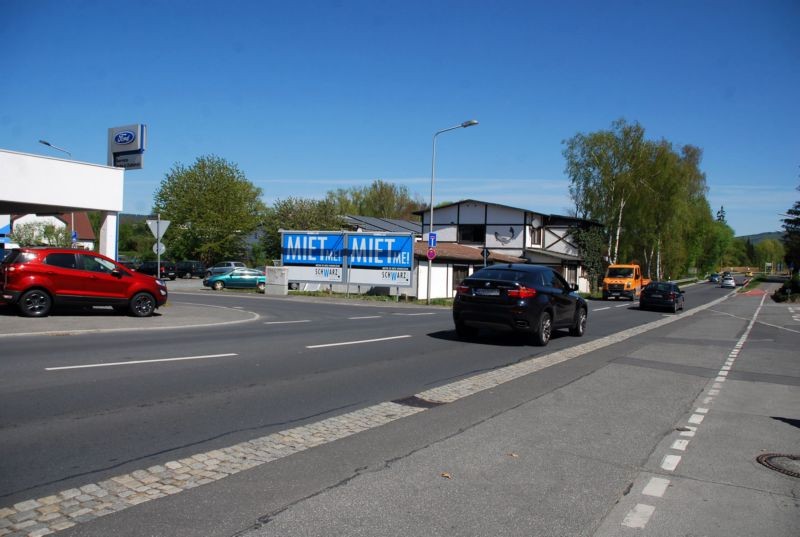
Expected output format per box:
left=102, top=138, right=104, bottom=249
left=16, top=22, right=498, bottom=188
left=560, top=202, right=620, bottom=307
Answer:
left=708, top=273, right=720, bottom=283
left=205, top=261, right=246, bottom=278
left=203, top=268, right=266, bottom=292
left=639, top=281, right=684, bottom=312
left=175, top=260, right=206, bottom=279
left=721, top=275, right=736, bottom=289
left=452, top=263, right=587, bottom=346
left=0, top=247, right=168, bottom=317
left=136, top=261, right=177, bottom=280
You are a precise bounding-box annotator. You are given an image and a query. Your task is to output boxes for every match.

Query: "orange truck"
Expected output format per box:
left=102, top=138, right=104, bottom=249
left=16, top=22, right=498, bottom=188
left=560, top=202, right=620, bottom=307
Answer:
left=602, top=263, right=650, bottom=300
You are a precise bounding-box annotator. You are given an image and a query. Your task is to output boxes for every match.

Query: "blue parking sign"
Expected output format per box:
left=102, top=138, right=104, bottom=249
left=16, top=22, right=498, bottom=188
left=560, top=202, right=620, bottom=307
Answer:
left=428, top=232, right=437, bottom=248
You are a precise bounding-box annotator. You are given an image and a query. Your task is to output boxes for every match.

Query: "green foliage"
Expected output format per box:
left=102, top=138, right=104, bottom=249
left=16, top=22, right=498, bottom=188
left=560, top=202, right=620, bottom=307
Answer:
left=563, top=119, right=728, bottom=279
left=9, top=222, right=71, bottom=247
left=324, top=179, right=424, bottom=219
left=754, top=239, right=784, bottom=272
left=118, top=219, right=154, bottom=261
left=261, top=197, right=343, bottom=260
left=569, top=225, right=605, bottom=292
left=152, top=155, right=266, bottom=265
left=781, top=185, right=800, bottom=275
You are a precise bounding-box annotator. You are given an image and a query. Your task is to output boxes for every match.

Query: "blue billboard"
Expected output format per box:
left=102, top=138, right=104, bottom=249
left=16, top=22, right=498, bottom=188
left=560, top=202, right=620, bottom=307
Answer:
left=347, top=234, right=413, bottom=269
left=282, top=232, right=344, bottom=266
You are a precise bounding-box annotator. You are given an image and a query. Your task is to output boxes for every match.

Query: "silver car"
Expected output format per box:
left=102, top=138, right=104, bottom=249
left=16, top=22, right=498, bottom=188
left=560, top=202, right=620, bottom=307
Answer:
left=721, top=275, right=736, bottom=289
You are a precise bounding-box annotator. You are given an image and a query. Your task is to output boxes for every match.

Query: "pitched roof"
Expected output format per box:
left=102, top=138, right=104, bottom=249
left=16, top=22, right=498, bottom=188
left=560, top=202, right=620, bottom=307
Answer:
left=412, top=199, right=601, bottom=227
left=413, top=242, right=524, bottom=264
left=342, top=215, right=421, bottom=234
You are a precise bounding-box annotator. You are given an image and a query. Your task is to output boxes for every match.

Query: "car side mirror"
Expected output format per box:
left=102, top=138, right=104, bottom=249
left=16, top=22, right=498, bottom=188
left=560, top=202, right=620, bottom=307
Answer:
left=570, top=283, right=579, bottom=292
left=111, top=269, right=123, bottom=279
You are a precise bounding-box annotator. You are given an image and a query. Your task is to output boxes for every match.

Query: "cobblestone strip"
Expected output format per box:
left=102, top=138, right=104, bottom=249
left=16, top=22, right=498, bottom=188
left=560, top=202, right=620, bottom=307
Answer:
left=0, top=402, right=423, bottom=537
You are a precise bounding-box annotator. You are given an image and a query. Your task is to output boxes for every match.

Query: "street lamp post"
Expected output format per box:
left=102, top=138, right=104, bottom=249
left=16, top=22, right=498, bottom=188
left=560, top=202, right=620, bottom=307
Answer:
left=426, top=119, right=478, bottom=304
left=38, top=139, right=72, bottom=157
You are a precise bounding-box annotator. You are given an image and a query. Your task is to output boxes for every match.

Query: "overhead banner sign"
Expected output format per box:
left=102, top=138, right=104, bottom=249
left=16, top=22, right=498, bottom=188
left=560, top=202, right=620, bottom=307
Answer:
left=280, top=231, right=414, bottom=288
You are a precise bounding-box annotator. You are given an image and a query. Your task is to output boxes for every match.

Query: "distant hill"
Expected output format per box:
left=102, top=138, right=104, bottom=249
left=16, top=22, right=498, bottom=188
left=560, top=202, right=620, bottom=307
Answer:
left=736, top=231, right=782, bottom=243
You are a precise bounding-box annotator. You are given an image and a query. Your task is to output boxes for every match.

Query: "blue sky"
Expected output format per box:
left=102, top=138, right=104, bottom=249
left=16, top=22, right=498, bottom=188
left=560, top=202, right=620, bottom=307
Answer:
left=2, top=0, right=798, bottom=237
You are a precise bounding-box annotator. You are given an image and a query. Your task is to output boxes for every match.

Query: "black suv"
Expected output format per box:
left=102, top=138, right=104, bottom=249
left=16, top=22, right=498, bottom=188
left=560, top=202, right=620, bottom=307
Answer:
left=453, top=264, right=587, bottom=346
left=136, top=261, right=177, bottom=280
left=175, top=260, right=206, bottom=279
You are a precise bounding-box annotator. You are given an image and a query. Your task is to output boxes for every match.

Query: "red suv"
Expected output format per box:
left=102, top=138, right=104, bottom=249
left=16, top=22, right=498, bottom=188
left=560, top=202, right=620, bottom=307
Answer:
left=0, top=247, right=168, bottom=317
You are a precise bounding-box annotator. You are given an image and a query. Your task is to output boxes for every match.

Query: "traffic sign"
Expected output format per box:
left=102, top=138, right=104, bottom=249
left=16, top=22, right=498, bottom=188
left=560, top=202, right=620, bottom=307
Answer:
left=426, top=247, right=437, bottom=261
left=428, top=232, right=437, bottom=248
left=146, top=219, right=170, bottom=240
left=152, top=242, right=166, bottom=255
left=71, top=230, right=78, bottom=242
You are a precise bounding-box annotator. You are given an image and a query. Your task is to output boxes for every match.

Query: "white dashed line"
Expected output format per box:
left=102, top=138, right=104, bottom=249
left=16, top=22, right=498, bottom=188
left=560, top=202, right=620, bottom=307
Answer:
left=696, top=407, right=709, bottom=414
left=671, top=439, right=690, bottom=451
left=642, top=477, right=670, bottom=498
left=661, top=454, right=682, bottom=471
left=688, top=414, right=705, bottom=424
left=593, top=307, right=611, bottom=311
left=392, top=312, right=436, bottom=316
left=264, top=320, right=311, bottom=325
left=348, top=316, right=382, bottom=320
left=306, top=335, right=412, bottom=349
left=46, top=353, right=238, bottom=371
left=622, top=504, right=656, bottom=528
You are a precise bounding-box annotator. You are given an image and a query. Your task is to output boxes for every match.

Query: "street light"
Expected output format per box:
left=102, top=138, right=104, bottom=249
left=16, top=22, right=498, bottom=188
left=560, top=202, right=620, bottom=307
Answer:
left=38, top=139, right=71, bottom=157
left=426, top=119, right=479, bottom=304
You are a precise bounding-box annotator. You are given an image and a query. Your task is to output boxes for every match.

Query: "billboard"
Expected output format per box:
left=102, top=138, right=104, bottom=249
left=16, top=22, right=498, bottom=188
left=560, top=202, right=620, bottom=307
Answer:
left=108, top=124, right=146, bottom=170
left=280, top=231, right=414, bottom=288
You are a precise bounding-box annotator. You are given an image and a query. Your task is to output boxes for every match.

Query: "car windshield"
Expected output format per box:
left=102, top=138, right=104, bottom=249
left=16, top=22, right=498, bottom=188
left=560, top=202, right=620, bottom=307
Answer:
left=607, top=267, right=633, bottom=278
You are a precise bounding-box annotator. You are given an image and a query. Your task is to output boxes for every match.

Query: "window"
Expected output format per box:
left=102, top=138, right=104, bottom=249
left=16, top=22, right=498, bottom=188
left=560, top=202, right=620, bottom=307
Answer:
left=44, top=253, right=77, bottom=269
left=458, top=224, right=485, bottom=244
left=79, top=254, right=115, bottom=273
left=452, top=265, right=469, bottom=290
left=529, top=226, right=542, bottom=245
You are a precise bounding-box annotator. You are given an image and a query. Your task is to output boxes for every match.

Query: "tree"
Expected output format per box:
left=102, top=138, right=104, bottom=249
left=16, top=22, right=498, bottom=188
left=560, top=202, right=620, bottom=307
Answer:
left=261, top=197, right=343, bottom=260
left=754, top=239, right=784, bottom=273
left=9, top=222, right=70, bottom=247
left=569, top=224, right=605, bottom=293
left=782, top=185, right=800, bottom=275
left=716, top=206, right=727, bottom=223
left=325, top=180, right=424, bottom=220
left=152, top=155, right=266, bottom=265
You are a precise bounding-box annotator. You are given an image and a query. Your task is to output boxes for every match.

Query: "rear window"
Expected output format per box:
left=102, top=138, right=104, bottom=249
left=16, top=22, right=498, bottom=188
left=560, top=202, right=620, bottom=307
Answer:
left=2, top=250, right=36, bottom=265
left=469, top=268, right=542, bottom=286
left=646, top=282, right=673, bottom=292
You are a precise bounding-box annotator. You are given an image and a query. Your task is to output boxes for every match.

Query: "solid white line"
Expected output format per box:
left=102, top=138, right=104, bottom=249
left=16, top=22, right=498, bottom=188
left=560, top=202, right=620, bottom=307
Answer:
left=306, top=335, right=412, bottom=349
left=46, top=353, right=238, bottom=371
left=622, top=504, right=655, bottom=528
left=348, top=316, right=382, bottom=320
left=615, top=304, right=629, bottom=307
left=392, top=312, right=436, bottom=316
left=593, top=307, right=611, bottom=311
left=642, top=477, right=670, bottom=498
left=264, top=320, right=311, bottom=325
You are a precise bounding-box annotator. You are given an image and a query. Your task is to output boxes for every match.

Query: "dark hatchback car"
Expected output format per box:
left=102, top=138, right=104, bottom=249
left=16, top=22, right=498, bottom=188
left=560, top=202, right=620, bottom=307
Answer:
left=639, top=281, right=684, bottom=312
left=452, top=264, right=587, bottom=346
left=175, top=260, right=206, bottom=279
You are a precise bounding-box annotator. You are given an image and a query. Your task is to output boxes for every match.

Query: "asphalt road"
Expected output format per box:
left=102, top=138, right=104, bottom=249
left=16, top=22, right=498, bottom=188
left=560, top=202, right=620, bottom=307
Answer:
left=0, top=280, right=732, bottom=507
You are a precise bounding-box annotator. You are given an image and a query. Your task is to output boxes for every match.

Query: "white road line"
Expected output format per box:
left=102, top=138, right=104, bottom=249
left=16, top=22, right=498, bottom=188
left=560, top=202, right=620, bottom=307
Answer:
left=306, top=335, right=412, bottom=349
left=348, top=316, right=382, bottom=320
left=671, top=439, right=690, bottom=451
left=264, top=320, right=311, bottom=325
left=615, top=303, right=629, bottom=307
left=593, top=307, right=611, bottom=311
left=392, top=312, right=436, bottom=316
left=661, top=454, right=682, bottom=471
left=696, top=407, right=709, bottom=414
left=46, top=353, right=238, bottom=371
left=622, top=504, right=655, bottom=528
left=688, top=414, right=705, bottom=424
left=642, top=477, right=670, bottom=497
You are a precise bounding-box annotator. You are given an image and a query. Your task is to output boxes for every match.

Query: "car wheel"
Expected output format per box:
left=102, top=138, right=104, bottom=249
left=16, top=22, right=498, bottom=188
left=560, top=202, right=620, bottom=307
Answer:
left=532, top=311, right=552, bottom=346
left=182, top=272, right=192, bottom=279
left=569, top=307, right=587, bottom=337
left=455, top=321, right=478, bottom=340
left=18, top=289, right=52, bottom=317
left=257, top=282, right=266, bottom=293
left=212, top=281, right=225, bottom=291
left=129, top=292, right=156, bottom=317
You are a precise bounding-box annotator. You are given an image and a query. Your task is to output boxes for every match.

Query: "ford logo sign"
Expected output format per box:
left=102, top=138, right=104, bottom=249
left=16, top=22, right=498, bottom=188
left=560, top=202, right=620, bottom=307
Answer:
left=114, top=131, right=136, bottom=145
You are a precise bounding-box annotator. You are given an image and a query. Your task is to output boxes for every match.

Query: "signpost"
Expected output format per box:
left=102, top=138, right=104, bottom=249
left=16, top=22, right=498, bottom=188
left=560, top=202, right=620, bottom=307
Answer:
left=146, top=216, right=170, bottom=277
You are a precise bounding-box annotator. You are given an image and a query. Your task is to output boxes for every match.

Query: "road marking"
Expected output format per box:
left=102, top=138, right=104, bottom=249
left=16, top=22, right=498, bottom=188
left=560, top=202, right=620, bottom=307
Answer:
left=661, top=454, right=682, bottom=471
left=306, top=335, right=412, bottom=349
left=696, top=407, right=709, bottom=414
left=614, top=303, right=629, bottom=307
left=392, top=312, right=436, bottom=316
left=348, top=316, right=382, bottom=320
left=688, top=414, right=705, bottom=424
left=622, top=504, right=655, bottom=528
left=593, top=307, right=610, bottom=311
left=264, top=320, right=311, bottom=325
left=642, top=477, right=670, bottom=497
left=671, top=439, right=689, bottom=451
left=45, top=353, right=238, bottom=371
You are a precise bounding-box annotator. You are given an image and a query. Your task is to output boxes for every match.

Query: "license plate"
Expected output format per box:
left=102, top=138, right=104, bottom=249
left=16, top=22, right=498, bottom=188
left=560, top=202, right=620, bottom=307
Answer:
left=475, top=288, right=500, bottom=296
left=611, top=292, right=620, bottom=296
left=651, top=294, right=662, bottom=298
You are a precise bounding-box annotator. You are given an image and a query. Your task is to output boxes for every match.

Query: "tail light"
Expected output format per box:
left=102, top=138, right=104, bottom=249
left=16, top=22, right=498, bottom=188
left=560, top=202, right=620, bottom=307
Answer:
left=669, top=292, right=676, bottom=300
left=508, top=286, right=536, bottom=299
left=456, top=284, right=470, bottom=295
